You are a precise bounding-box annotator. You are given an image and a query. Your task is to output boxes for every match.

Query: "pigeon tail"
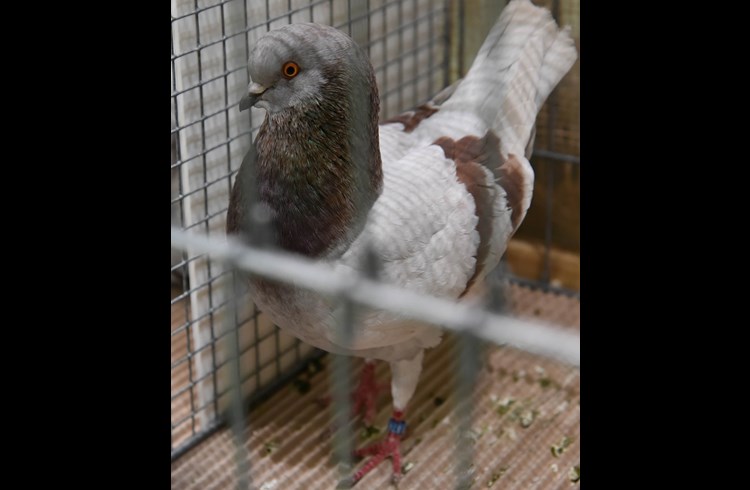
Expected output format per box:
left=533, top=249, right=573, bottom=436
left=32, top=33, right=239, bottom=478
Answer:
left=441, top=0, right=577, bottom=159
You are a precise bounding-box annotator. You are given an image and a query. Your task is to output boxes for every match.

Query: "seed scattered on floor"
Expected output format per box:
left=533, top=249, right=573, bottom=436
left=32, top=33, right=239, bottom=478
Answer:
left=360, top=425, right=380, bottom=440
left=263, top=440, right=280, bottom=456
left=519, top=409, right=535, bottom=428
left=551, top=436, right=573, bottom=457
left=259, top=479, right=278, bottom=490
left=487, top=467, right=508, bottom=487
left=496, top=398, right=515, bottom=416
left=569, top=465, right=580, bottom=483
left=507, top=428, right=518, bottom=441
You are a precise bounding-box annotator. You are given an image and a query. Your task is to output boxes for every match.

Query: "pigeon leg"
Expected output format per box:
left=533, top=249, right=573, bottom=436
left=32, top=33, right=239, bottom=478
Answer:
left=351, top=360, right=387, bottom=426
left=318, top=360, right=386, bottom=439
left=342, top=351, right=424, bottom=486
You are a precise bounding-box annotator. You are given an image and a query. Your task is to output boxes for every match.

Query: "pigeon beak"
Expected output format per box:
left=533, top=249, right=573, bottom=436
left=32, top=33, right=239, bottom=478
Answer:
left=239, top=82, right=268, bottom=111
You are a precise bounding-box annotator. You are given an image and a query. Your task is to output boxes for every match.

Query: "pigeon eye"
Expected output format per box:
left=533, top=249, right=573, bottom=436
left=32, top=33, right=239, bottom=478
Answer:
left=282, top=61, right=300, bottom=79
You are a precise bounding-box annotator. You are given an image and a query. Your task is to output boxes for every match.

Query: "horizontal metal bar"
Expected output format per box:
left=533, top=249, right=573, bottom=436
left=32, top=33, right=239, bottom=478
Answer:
left=211, top=331, right=297, bottom=374
left=170, top=354, right=191, bottom=372
left=171, top=228, right=580, bottom=366
left=171, top=164, right=242, bottom=195
left=171, top=0, right=445, bottom=67
left=258, top=0, right=349, bottom=32
left=171, top=324, right=307, bottom=404
left=170, top=378, right=198, bottom=400
left=375, top=40, right=434, bottom=73
left=171, top=0, right=332, bottom=61
left=170, top=257, right=191, bottom=274
left=171, top=0, right=235, bottom=23
left=180, top=346, right=323, bottom=422
left=508, top=275, right=580, bottom=300
left=170, top=65, right=246, bottom=100
left=183, top=207, right=233, bottom=231
left=170, top=120, right=572, bottom=196
left=380, top=68, right=439, bottom=100
left=531, top=149, right=580, bottom=164
left=170, top=348, right=324, bottom=461
left=171, top=19, right=446, bottom=111
left=170, top=418, right=225, bottom=461
left=173, top=299, right=234, bottom=339
left=170, top=311, right=275, bottom=372
left=174, top=342, right=301, bottom=420
left=171, top=343, right=318, bottom=428
left=171, top=131, right=252, bottom=169
left=354, top=8, right=445, bottom=49
left=332, top=0, right=405, bottom=32
left=170, top=267, right=232, bottom=306
left=239, top=347, right=326, bottom=410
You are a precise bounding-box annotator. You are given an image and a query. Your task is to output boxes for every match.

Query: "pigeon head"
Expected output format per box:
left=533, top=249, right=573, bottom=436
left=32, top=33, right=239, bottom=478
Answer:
left=230, top=23, right=383, bottom=259
left=240, top=23, right=372, bottom=114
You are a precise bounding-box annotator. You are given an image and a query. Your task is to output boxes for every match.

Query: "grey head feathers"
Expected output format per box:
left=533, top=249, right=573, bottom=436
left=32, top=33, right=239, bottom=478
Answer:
left=229, top=23, right=382, bottom=259
left=241, top=23, right=371, bottom=114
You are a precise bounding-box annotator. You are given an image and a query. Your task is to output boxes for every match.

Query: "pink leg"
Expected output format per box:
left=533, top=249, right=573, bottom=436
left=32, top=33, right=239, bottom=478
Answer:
left=351, top=361, right=386, bottom=425
left=320, top=361, right=385, bottom=441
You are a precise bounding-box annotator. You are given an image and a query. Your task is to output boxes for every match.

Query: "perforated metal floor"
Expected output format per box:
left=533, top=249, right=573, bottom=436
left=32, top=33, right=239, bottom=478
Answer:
left=171, top=283, right=580, bottom=489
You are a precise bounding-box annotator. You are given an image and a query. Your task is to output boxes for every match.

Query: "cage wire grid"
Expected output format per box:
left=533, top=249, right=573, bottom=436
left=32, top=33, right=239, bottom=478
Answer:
left=171, top=0, right=580, bottom=487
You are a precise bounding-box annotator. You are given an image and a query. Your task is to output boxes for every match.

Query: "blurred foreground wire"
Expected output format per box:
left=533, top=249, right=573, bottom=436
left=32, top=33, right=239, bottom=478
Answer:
left=171, top=227, right=580, bottom=367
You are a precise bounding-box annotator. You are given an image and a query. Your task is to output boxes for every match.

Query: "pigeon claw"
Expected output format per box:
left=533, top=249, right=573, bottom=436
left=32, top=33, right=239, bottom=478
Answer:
left=349, top=415, right=406, bottom=486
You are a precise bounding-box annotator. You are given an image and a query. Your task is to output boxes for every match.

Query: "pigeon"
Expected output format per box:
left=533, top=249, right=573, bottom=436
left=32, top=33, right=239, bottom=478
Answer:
left=227, top=0, right=577, bottom=485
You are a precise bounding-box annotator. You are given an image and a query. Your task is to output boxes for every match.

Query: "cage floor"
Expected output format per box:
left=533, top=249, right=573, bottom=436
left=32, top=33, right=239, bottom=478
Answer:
left=172, top=288, right=203, bottom=451
left=172, top=284, right=580, bottom=490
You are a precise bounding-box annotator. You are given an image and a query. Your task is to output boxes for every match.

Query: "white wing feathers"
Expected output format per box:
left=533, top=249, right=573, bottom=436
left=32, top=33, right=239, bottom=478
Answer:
left=362, top=1, right=578, bottom=307
left=343, top=143, right=479, bottom=299
left=330, top=0, right=577, bottom=357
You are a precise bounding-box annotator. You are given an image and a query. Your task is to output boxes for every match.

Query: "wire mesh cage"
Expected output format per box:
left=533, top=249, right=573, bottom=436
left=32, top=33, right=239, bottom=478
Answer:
left=171, top=0, right=580, bottom=488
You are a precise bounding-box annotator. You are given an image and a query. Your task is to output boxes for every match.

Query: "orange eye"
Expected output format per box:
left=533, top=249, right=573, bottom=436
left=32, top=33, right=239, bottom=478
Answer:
left=282, top=61, right=300, bottom=79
